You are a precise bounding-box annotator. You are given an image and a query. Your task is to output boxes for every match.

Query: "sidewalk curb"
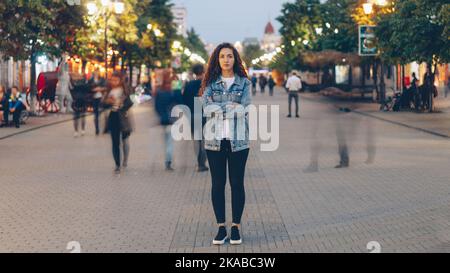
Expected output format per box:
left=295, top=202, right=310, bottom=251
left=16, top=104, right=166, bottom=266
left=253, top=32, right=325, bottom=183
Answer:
left=352, top=110, right=450, bottom=139
left=0, top=114, right=90, bottom=141
left=302, top=94, right=450, bottom=139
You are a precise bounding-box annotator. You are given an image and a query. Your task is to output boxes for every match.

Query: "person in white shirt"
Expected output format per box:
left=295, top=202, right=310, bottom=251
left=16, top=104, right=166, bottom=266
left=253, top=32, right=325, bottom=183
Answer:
left=56, top=61, right=73, bottom=114
left=285, top=71, right=302, bottom=118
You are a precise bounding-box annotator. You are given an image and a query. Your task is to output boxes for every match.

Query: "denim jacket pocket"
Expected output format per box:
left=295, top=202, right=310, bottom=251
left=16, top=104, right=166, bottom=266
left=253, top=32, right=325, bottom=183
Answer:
left=230, top=91, right=243, bottom=103
left=212, top=90, right=226, bottom=102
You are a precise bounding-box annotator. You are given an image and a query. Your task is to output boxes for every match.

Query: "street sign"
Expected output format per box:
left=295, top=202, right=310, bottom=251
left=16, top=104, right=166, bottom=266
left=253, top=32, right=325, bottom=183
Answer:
left=359, top=25, right=378, bottom=56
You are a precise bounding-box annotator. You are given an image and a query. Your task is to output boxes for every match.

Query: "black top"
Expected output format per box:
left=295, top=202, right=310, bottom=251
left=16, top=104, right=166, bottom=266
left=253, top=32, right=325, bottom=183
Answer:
left=182, top=79, right=202, bottom=113
left=88, top=77, right=106, bottom=89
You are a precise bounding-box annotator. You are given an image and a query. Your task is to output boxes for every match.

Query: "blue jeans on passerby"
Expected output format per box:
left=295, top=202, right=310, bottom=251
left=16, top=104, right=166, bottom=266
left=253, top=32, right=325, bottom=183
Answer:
left=288, top=92, right=299, bottom=116
left=164, top=125, right=173, bottom=165
left=93, top=98, right=101, bottom=135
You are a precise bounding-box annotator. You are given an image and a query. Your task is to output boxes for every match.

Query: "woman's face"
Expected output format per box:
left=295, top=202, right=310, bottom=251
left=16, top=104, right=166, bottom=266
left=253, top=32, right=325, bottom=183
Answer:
left=110, top=76, right=121, bottom=88
left=219, top=48, right=235, bottom=72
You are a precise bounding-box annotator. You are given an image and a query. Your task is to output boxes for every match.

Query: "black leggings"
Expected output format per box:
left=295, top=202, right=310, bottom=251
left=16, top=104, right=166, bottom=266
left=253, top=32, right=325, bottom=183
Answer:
left=109, top=112, right=130, bottom=167
left=73, top=110, right=86, bottom=132
left=206, top=140, right=249, bottom=224
left=93, top=98, right=101, bottom=134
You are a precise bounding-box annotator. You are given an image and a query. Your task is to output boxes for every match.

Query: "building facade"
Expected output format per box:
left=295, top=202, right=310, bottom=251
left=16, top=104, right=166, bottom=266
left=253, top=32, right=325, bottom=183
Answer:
left=260, top=21, right=281, bottom=52
left=171, top=6, right=188, bottom=37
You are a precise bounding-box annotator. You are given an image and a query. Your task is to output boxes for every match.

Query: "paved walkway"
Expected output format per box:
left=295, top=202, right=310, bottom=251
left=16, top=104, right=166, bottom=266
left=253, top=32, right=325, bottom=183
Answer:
left=1, top=87, right=450, bottom=253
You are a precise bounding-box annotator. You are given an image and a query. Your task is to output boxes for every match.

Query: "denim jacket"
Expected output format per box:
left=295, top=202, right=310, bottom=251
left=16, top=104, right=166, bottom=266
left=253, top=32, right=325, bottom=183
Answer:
left=202, top=75, right=251, bottom=152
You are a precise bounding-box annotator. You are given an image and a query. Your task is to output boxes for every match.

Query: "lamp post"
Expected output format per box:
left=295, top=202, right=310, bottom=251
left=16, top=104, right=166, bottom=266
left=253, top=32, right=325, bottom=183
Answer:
left=87, top=0, right=124, bottom=80
left=362, top=0, right=389, bottom=103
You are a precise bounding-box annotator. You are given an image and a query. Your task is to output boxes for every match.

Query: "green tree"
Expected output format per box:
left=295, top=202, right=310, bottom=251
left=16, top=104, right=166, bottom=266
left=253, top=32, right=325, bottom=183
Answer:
left=172, top=28, right=208, bottom=74
left=135, top=0, right=177, bottom=69
left=439, top=4, right=450, bottom=43
left=72, top=0, right=139, bottom=76
left=276, top=0, right=323, bottom=71
left=0, top=0, right=85, bottom=113
left=375, top=0, right=449, bottom=67
left=242, top=43, right=264, bottom=69
left=319, top=0, right=358, bottom=53
left=186, top=28, right=208, bottom=61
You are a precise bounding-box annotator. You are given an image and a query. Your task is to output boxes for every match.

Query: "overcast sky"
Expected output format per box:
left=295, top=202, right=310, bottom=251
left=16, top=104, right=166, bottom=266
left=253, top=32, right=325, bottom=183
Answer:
left=171, top=0, right=295, bottom=45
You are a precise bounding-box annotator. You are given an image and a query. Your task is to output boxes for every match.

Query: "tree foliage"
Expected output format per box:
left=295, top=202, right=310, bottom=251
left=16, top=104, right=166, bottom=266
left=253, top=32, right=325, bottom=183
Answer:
left=375, top=0, right=449, bottom=65
left=242, top=43, right=264, bottom=68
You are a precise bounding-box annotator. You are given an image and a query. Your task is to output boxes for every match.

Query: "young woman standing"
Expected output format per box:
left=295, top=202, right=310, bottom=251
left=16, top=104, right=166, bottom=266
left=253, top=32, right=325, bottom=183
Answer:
left=103, top=72, right=134, bottom=174
left=201, top=43, right=251, bottom=245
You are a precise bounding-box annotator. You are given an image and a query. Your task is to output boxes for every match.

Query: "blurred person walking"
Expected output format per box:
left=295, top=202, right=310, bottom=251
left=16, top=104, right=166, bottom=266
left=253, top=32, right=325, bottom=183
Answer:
left=259, top=74, right=267, bottom=94
left=70, top=74, right=89, bottom=137
left=268, top=75, right=276, bottom=96
left=251, top=74, right=257, bottom=95
left=103, top=72, right=134, bottom=174
left=153, top=68, right=178, bottom=171
left=56, top=61, right=73, bottom=114
left=182, top=64, right=209, bottom=172
left=89, top=70, right=106, bottom=135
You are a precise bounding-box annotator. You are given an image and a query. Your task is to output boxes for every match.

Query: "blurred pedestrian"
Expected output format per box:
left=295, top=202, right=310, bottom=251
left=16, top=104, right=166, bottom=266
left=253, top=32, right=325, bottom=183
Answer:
left=70, top=74, right=89, bottom=137
left=445, top=76, right=450, bottom=98
left=251, top=74, right=257, bottom=95
left=268, top=75, right=275, bottom=96
left=411, top=72, right=421, bottom=110
left=285, top=71, right=302, bottom=118
left=88, top=70, right=106, bottom=135
left=422, top=67, right=436, bottom=111
left=103, top=72, right=134, bottom=174
left=56, top=61, right=73, bottom=113
left=153, top=68, right=178, bottom=171
left=182, top=63, right=209, bottom=172
left=259, top=74, right=267, bottom=94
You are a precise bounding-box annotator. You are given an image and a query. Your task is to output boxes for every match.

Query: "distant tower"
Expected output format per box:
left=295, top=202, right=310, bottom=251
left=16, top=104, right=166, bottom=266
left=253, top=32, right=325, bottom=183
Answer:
left=261, top=21, right=281, bottom=52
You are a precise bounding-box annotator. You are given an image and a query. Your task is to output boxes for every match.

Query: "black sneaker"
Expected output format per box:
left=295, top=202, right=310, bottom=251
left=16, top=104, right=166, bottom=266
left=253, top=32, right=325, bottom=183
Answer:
left=230, top=226, right=242, bottom=245
left=165, top=161, right=174, bottom=171
left=212, top=226, right=227, bottom=245
left=287, top=114, right=292, bottom=118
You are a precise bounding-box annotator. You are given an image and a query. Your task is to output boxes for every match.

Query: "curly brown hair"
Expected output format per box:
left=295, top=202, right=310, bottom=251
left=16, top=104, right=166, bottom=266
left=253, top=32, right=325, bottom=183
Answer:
left=200, top=43, right=248, bottom=95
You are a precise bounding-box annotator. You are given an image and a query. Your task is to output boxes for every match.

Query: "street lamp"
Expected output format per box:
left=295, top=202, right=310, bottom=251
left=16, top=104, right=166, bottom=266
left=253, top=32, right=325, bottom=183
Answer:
left=363, top=3, right=374, bottom=15
left=361, top=0, right=390, bottom=103
left=87, top=0, right=124, bottom=80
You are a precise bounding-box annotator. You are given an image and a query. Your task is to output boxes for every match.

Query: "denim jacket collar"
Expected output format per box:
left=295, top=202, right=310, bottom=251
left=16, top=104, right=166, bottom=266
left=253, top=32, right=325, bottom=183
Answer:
left=215, top=75, right=245, bottom=89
